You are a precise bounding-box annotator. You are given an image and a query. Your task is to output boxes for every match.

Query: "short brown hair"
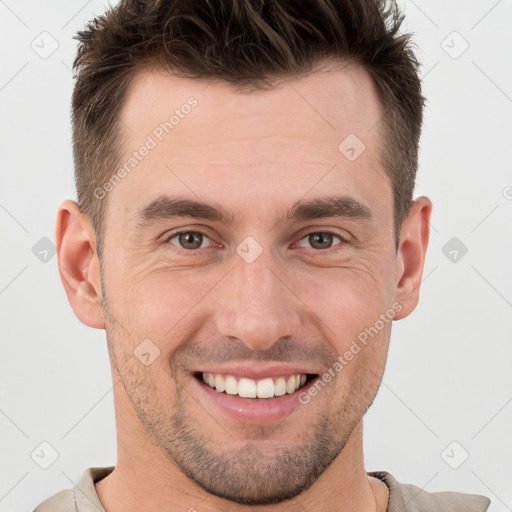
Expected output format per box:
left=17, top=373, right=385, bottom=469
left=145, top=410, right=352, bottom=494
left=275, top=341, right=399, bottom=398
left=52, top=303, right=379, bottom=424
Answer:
left=72, top=0, right=423, bottom=256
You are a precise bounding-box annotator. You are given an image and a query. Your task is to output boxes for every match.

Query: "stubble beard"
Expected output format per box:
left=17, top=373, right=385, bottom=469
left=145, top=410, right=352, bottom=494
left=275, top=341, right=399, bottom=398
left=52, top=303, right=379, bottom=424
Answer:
left=102, top=296, right=387, bottom=505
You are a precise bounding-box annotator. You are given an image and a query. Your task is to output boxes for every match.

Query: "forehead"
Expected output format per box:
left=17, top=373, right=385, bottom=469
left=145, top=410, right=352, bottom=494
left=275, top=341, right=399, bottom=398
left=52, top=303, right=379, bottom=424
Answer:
left=110, top=61, right=389, bottom=226
left=121, top=61, right=383, bottom=152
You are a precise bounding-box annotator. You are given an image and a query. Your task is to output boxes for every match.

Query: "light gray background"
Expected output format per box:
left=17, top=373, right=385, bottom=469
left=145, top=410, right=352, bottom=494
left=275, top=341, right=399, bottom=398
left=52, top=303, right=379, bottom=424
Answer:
left=1, top=1, right=511, bottom=510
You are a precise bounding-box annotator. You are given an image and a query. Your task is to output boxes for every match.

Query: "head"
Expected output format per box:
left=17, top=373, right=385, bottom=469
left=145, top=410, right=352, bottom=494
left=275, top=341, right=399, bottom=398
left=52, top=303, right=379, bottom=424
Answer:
left=57, top=0, right=431, bottom=506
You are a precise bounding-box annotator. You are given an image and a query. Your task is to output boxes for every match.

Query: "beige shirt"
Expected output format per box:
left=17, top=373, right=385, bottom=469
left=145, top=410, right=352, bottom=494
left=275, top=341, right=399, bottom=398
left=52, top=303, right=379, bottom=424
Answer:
left=33, top=467, right=491, bottom=512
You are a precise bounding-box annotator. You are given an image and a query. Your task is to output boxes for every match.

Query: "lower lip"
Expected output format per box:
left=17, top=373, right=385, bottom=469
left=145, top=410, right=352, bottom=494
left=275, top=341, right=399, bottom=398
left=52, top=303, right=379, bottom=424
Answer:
left=193, top=375, right=318, bottom=424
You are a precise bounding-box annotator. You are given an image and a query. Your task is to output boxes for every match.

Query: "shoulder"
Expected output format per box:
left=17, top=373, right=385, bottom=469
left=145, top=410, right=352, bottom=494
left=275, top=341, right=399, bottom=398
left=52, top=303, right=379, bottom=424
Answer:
left=32, top=489, right=76, bottom=512
left=32, top=466, right=114, bottom=512
left=369, top=471, right=491, bottom=512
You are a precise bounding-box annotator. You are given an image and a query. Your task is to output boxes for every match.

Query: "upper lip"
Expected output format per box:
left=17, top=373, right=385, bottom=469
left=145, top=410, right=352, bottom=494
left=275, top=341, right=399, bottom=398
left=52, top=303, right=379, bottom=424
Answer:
left=194, top=363, right=319, bottom=380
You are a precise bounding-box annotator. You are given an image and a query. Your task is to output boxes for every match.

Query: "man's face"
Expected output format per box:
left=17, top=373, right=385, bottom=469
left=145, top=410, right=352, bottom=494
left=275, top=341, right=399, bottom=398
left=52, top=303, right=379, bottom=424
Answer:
left=101, top=63, right=398, bottom=504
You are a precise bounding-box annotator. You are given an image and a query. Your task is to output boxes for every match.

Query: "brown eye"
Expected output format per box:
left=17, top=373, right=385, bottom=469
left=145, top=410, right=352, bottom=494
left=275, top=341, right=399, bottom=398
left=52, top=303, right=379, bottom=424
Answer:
left=296, top=231, right=345, bottom=250
left=168, top=231, right=210, bottom=250
left=308, top=232, right=334, bottom=249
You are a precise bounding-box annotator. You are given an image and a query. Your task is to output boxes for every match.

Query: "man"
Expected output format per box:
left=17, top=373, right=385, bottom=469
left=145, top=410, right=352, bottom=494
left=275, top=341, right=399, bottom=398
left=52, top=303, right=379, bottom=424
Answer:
left=34, top=0, right=491, bottom=510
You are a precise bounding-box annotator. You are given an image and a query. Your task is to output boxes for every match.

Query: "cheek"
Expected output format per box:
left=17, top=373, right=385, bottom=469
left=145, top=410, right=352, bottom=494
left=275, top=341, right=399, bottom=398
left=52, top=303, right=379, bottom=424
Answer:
left=292, top=264, right=394, bottom=348
left=114, top=264, right=211, bottom=327
left=109, top=269, right=219, bottom=372
left=331, top=318, right=391, bottom=405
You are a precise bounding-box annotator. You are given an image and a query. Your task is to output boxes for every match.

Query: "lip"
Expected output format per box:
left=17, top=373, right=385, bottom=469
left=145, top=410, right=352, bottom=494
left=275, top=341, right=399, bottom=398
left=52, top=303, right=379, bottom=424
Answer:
left=191, top=371, right=320, bottom=424
left=194, top=363, right=318, bottom=381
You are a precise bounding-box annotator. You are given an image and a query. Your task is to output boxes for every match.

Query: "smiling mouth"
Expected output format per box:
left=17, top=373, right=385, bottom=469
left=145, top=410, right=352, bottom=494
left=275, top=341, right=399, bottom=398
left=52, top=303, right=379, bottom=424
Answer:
left=194, top=372, right=318, bottom=399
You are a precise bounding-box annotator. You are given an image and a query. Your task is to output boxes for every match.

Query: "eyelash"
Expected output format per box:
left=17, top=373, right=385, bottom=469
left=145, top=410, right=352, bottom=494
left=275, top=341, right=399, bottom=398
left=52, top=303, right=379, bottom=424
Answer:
left=163, top=229, right=349, bottom=253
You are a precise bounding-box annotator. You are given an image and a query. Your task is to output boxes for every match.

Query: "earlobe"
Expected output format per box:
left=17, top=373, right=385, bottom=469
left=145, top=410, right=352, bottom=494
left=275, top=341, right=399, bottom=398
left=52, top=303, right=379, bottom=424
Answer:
left=394, top=196, right=432, bottom=320
left=56, top=200, right=105, bottom=329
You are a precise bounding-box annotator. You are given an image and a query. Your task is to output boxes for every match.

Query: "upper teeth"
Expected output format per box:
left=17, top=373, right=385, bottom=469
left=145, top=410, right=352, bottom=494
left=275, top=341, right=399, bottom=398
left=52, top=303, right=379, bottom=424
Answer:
left=202, top=372, right=307, bottom=398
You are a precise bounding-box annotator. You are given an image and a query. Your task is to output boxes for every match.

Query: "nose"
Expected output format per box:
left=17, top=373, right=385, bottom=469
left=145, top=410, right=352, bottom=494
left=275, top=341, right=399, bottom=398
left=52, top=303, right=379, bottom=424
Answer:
left=213, top=247, right=302, bottom=352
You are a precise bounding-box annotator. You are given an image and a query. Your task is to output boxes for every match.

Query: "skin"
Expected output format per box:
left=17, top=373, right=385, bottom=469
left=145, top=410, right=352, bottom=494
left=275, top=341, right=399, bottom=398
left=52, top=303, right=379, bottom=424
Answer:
left=56, top=61, right=431, bottom=511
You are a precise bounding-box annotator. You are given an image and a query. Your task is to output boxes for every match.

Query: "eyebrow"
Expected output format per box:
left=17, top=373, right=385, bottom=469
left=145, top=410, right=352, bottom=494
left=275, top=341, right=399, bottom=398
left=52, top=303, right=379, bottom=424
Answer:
left=135, top=194, right=372, bottom=229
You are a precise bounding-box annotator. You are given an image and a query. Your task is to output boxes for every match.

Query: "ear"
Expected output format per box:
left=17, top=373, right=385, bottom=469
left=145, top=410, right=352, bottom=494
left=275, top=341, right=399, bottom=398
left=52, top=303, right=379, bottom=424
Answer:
left=393, top=196, right=433, bottom=320
left=56, top=200, right=105, bottom=329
